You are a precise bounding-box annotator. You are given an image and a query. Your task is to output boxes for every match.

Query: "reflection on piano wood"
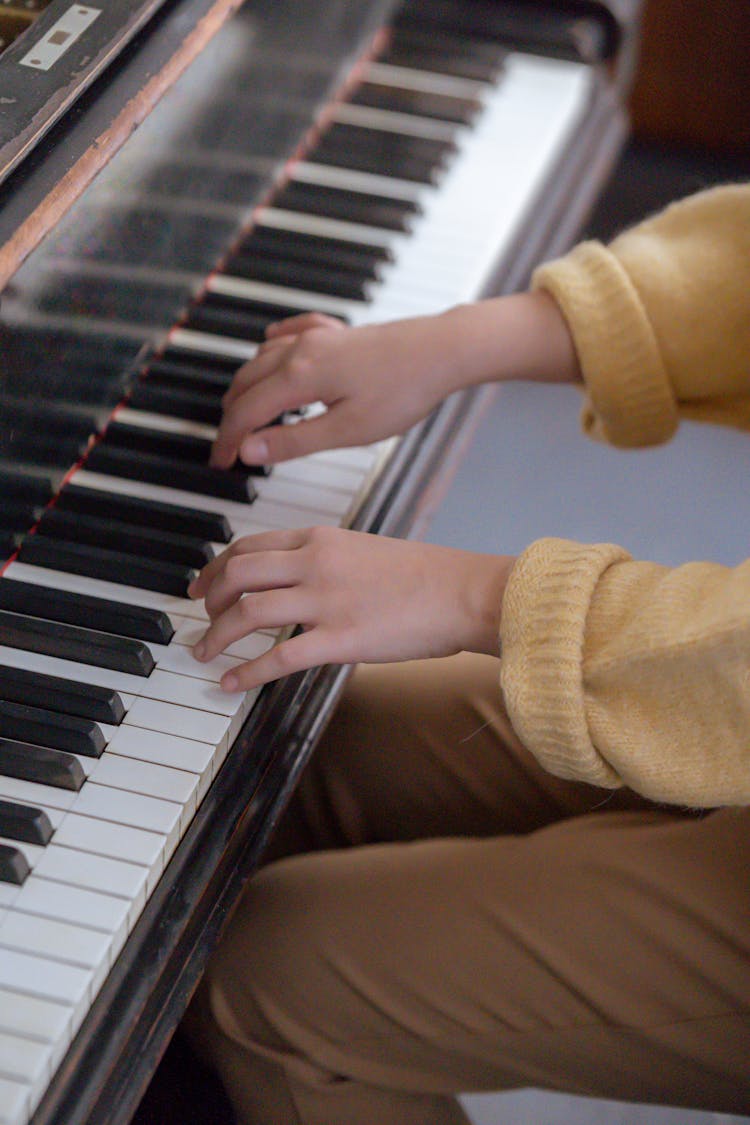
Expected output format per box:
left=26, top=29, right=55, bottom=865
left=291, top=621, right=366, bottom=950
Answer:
left=0, top=1, right=630, bottom=1121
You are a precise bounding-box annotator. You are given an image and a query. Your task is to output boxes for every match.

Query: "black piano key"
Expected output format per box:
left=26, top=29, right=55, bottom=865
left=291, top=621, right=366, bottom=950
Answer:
left=37, top=509, right=215, bottom=570
left=312, top=140, right=441, bottom=184
left=0, top=578, right=175, bottom=645
left=223, top=253, right=370, bottom=301
left=103, top=421, right=268, bottom=478
left=315, top=122, right=457, bottom=168
left=0, top=798, right=53, bottom=846
left=0, top=739, right=85, bottom=792
left=0, top=662, right=125, bottom=724
left=128, top=382, right=223, bottom=426
left=349, top=83, right=480, bottom=125
left=144, top=358, right=235, bottom=396
left=85, top=445, right=257, bottom=504
left=0, top=842, right=30, bottom=885
left=0, top=606, right=155, bottom=675
left=381, top=30, right=505, bottom=82
left=185, top=302, right=290, bottom=343
left=0, top=700, right=105, bottom=759
left=58, top=484, right=232, bottom=544
left=0, top=500, right=43, bottom=527
left=18, top=535, right=197, bottom=600
left=272, top=181, right=419, bottom=232
left=0, top=470, right=54, bottom=507
left=239, top=223, right=392, bottom=273
left=160, top=347, right=240, bottom=374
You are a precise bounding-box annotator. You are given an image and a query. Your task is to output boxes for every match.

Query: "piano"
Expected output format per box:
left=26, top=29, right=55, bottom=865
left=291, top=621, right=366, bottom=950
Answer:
left=0, top=1, right=639, bottom=1121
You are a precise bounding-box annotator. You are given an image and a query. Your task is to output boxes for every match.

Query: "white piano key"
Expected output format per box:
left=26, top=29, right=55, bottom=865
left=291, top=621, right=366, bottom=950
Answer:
left=115, top=407, right=217, bottom=442
left=254, top=475, right=354, bottom=519
left=291, top=160, right=424, bottom=203
left=0, top=947, right=92, bottom=1009
left=274, top=456, right=367, bottom=493
left=330, top=101, right=462, bottom=142
left=89, top=755, right=198, bottom=818
left=0, top=777, right=78, bottom=815
left=0, top=645, right=244, bottom=719
left=167, top=327, right=259, bottom=360
left=0, top=839, right=43, bottom=868
left=33, top=845, right=147, bottom=906
left=257, top=207, right=397, bottom=250
left=13, top=877, right=130, bottom=938
left=243, top=498, right=341, bottom=529
left=71, top=784, right=182, bottom=851
left=0, top=1031, right=51, bottom=1089
left=0, top=911, right=111, bottom=973
left=207, top=274, right=362, bottom=320
left=362, top=61, right=489, bottom=101
left=4, top=561, right=204, bottom=623
left=173, top=619, right=275, bottom=664
left=51, top=812, right=166, bottom=871
left=0, top=1075, right=29, bottom=1125
left=104, top=726, right=215, bottom=792
left=0, top=988, right=72, bottom=1046
left=124, top=697, right=232, bottom=752
left=155, top=642, right=242, bottom=683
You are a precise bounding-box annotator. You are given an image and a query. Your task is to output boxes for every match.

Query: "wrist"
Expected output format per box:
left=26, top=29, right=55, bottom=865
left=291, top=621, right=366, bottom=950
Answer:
left=439, top=291, right=582, bottom=391
left=459, top=552, right=517, bottom=658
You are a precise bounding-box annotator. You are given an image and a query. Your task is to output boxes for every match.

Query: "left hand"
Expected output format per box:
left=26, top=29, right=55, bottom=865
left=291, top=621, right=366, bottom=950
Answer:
left=188, top=526, right=514, bottom=692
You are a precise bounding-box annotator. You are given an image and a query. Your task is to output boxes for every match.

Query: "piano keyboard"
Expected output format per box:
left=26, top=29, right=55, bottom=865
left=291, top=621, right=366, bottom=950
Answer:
left=0, top=14, right=596, bottom=1123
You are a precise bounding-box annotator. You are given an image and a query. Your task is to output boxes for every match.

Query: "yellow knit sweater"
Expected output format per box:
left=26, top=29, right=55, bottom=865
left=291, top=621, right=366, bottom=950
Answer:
left=499, top=184, right=750, bottom=807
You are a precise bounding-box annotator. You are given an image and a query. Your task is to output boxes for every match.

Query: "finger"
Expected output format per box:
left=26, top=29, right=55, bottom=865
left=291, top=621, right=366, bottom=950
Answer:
left=211, top=375, right=312, bottom=468
left=195, top=587, right=311, bottom=665
left=217, top=627, right=340, bottom=692
left=188, top=529, right=304, bottom=599
left=237, top=408, right=346, bottom=465
left=222, top=338, right=290, bottom=408
left=265, top=312, right=343, bottom=339
left=202, top=547, right=304, bottom=620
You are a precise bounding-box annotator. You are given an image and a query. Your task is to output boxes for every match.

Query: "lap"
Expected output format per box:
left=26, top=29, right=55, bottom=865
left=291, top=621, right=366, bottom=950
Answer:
left=193, top=654, right=750, bottom=1118
left=204, top=800, right=750, bottom=1113
left=270, top=653, right=653, bottom=857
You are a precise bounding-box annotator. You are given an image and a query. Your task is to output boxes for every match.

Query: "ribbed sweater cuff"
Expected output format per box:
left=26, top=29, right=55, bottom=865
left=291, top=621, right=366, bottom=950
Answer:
left=500, top=537, right=631, bottom=789
left=532, top=242, right=679, bottom=448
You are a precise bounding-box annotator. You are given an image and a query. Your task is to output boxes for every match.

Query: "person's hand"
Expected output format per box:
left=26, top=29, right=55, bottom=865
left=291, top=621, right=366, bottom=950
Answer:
left=209, top=311, right=467, bottom=469
left=209, top=292, right=581, bottom=470
left=188, top=525, right=515, bottom=692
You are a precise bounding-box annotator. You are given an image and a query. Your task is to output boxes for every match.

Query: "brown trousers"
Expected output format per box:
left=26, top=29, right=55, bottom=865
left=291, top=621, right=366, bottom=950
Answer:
left=186, top=653, right=750, bottom=1124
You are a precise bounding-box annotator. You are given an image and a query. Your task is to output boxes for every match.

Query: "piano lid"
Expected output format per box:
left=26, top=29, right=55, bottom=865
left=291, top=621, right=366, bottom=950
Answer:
left=0, top=0, right=178, bottom=189
left=0, top=0, right=257, bottom=289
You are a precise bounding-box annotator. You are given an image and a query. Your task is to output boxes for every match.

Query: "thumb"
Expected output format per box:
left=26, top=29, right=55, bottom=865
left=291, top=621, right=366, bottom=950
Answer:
left=239, top=412, right=343, bottom=465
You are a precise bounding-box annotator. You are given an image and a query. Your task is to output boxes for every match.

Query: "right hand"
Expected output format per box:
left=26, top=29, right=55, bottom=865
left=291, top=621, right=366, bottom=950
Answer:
left=209, top=311, right=461, bottom=468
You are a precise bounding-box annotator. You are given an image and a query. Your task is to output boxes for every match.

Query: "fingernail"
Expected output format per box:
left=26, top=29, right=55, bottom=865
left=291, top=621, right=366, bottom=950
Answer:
left=222, top=674, right=240, bottom=693
left=193, top=641, right=206, bottom=661
left=241, top=438, right=269, bottom=465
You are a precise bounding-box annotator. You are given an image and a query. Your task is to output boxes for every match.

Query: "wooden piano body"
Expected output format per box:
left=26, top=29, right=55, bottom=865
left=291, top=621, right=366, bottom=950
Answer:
left=0, top=2, right=638, bottom=1121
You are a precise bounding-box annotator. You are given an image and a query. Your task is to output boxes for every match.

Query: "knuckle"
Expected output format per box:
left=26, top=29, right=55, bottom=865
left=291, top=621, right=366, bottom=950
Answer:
left=271, top=643, right=297, bottom=675
left=238, top=595, right=257, bottom=624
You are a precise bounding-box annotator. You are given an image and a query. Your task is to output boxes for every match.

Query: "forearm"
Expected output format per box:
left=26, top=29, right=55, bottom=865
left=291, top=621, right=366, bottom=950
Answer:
left=436, top=291, right=583, bottom=395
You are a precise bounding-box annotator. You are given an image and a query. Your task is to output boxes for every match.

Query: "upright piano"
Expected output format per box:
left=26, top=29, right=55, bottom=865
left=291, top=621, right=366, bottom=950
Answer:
left=0, top=1, right=639, bottom=1121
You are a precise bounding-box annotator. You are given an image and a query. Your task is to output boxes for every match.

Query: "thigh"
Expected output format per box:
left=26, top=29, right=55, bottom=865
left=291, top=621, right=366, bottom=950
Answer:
left=271, top=653, right=655, bottom=856
left=201, top=803, right=750, bottom=1115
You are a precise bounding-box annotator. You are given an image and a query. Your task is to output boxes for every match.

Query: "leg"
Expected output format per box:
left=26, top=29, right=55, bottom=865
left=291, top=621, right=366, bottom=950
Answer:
left=267, top=653, right=652, bottom=860
left=189, top=801, right=750, bottom=1124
